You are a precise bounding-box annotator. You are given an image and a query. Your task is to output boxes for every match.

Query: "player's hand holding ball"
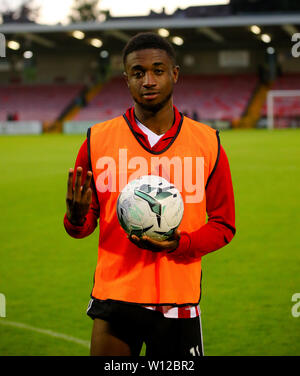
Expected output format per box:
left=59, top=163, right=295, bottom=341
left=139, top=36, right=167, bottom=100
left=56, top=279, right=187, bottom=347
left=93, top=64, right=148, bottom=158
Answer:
left=129, top=230, right=181, bottom=253
left=117, top=175, right=184, bottom=253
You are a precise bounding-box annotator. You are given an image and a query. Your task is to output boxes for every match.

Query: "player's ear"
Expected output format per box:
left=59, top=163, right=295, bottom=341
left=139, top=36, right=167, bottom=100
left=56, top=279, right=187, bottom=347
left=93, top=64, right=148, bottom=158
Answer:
left=173, top=65, right=180, bottom=84
left=123, top=71, right=129, bottom=88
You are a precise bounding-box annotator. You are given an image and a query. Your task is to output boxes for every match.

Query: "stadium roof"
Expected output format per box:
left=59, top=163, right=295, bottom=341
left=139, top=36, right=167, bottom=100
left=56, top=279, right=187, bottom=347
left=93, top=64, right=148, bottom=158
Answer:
left=1, top=13, right=299, bottom=55
left=1, top=13, right=300, bottom=32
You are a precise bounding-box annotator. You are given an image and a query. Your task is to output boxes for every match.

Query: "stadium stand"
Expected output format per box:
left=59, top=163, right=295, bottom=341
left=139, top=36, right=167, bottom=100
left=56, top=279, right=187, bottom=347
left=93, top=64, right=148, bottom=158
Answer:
left=72, top=74, right=258, bottom=123
left=173, top=74, right=258, bottom=122
left=261, top=73, right=300, bottom=118
left=1, top=72, right=298, bottom=129
left=0, top=83, right=83, bottom=122
left=1, top=1, right=299, bottom=130
left=73, top=76, right=133, bottom=122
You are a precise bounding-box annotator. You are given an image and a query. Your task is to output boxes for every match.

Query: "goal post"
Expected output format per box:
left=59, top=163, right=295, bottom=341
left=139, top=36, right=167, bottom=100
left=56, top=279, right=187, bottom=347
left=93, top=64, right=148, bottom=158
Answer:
left=267, top=90, right=300, bottom=129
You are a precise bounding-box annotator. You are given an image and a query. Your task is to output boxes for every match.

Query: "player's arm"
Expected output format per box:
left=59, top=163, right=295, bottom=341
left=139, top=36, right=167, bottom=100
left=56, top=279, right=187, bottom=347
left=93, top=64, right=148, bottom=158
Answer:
left=64, top=139, right=99, bottom=239
left=172, top=144, right=236, bottom=259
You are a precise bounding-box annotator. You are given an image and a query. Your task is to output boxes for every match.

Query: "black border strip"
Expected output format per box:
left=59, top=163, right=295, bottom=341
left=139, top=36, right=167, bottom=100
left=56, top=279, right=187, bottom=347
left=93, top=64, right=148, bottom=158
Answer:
left=205, top=130, right=220, bottom=189
left=122, top=112, right=183, bottom=155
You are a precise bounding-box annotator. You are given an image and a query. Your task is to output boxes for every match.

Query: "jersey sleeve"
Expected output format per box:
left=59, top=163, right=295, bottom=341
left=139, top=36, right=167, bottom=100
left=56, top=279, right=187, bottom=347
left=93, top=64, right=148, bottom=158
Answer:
left=63, top=139, right=100, bottom=239
left=173, top=144, right=236, bottom=259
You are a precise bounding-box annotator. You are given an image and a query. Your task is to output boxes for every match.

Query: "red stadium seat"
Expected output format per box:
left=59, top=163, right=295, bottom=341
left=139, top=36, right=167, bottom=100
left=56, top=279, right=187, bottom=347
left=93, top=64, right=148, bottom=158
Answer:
left=73, top=74, right=258, bottom=122
left=0, top=83, right=83, bottom=122
left=173, top=74, right=258, bottom=121
left=261, top=73, right=300, bottom=117
left=74, top=77, right=132, bottom=122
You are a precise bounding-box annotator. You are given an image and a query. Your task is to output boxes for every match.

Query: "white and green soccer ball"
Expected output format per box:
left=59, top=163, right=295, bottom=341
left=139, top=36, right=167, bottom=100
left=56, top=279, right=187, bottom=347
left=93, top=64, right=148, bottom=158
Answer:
left=117, top=175, right=184, bottom=241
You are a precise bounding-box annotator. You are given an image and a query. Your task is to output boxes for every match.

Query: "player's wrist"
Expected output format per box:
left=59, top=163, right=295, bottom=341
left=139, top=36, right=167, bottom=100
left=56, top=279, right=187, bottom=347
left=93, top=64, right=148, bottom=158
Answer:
left=168, top=232, right=191, bottom=255
left=67, top=214, right=86, bottom=226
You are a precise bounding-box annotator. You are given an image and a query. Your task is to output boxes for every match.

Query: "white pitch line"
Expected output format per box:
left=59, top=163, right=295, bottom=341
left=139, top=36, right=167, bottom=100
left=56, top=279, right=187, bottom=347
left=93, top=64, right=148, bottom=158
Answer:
left=0, top=320, right=90, bottom=349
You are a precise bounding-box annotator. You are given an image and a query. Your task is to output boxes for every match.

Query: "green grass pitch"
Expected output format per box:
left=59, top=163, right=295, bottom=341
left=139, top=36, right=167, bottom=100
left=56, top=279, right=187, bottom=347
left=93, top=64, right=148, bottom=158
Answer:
left=0, top=129, right=299, bottom=356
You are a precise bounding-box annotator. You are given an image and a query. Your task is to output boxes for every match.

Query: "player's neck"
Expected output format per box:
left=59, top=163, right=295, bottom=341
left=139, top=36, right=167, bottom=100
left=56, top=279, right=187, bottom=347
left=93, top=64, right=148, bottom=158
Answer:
left=134, top=102, right=174, bottom=135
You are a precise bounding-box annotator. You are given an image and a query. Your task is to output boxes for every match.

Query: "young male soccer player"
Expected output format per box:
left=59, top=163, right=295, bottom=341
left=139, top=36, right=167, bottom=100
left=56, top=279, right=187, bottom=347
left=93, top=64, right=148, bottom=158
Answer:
left=64, top=32, right=236, bottom=356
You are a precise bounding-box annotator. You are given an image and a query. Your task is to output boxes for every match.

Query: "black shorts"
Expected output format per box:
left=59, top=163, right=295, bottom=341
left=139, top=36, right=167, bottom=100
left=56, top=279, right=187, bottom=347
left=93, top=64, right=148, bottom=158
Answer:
left=86, top=298, right=204, bottom=357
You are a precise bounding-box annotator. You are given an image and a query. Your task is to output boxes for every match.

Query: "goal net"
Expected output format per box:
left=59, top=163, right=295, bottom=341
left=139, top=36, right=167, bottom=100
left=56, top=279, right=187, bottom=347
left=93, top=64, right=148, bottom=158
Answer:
left=266, top=90, right=300, bottom=129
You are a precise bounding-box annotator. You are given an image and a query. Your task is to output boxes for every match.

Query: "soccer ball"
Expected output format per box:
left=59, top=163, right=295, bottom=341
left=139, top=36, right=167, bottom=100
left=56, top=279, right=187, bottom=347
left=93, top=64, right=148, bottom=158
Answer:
left=117, top=175, right=184, bottom=241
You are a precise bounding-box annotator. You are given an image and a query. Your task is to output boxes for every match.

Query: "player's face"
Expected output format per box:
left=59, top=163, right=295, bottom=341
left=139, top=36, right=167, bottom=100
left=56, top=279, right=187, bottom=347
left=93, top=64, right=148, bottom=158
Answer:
left=124, top=49, right=179, bottom=113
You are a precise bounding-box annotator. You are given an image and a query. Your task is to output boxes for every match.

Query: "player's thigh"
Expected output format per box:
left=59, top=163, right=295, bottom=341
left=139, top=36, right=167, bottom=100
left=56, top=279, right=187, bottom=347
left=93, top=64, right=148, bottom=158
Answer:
left=145, top=315, right=204, bottom=357
left=90, top=317, right=143, bottom=356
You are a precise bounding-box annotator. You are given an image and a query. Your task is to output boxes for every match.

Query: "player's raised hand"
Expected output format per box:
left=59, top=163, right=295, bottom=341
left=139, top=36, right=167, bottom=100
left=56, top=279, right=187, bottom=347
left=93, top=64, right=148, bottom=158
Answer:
left=66, top=167, right=93, bottom=225
left=129, top=230, right=181, bottom=253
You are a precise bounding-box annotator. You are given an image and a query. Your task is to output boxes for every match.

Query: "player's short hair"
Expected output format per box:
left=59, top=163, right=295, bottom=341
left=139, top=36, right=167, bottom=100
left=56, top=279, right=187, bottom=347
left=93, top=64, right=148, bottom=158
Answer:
left=122, top=32, right=177, bottom=67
